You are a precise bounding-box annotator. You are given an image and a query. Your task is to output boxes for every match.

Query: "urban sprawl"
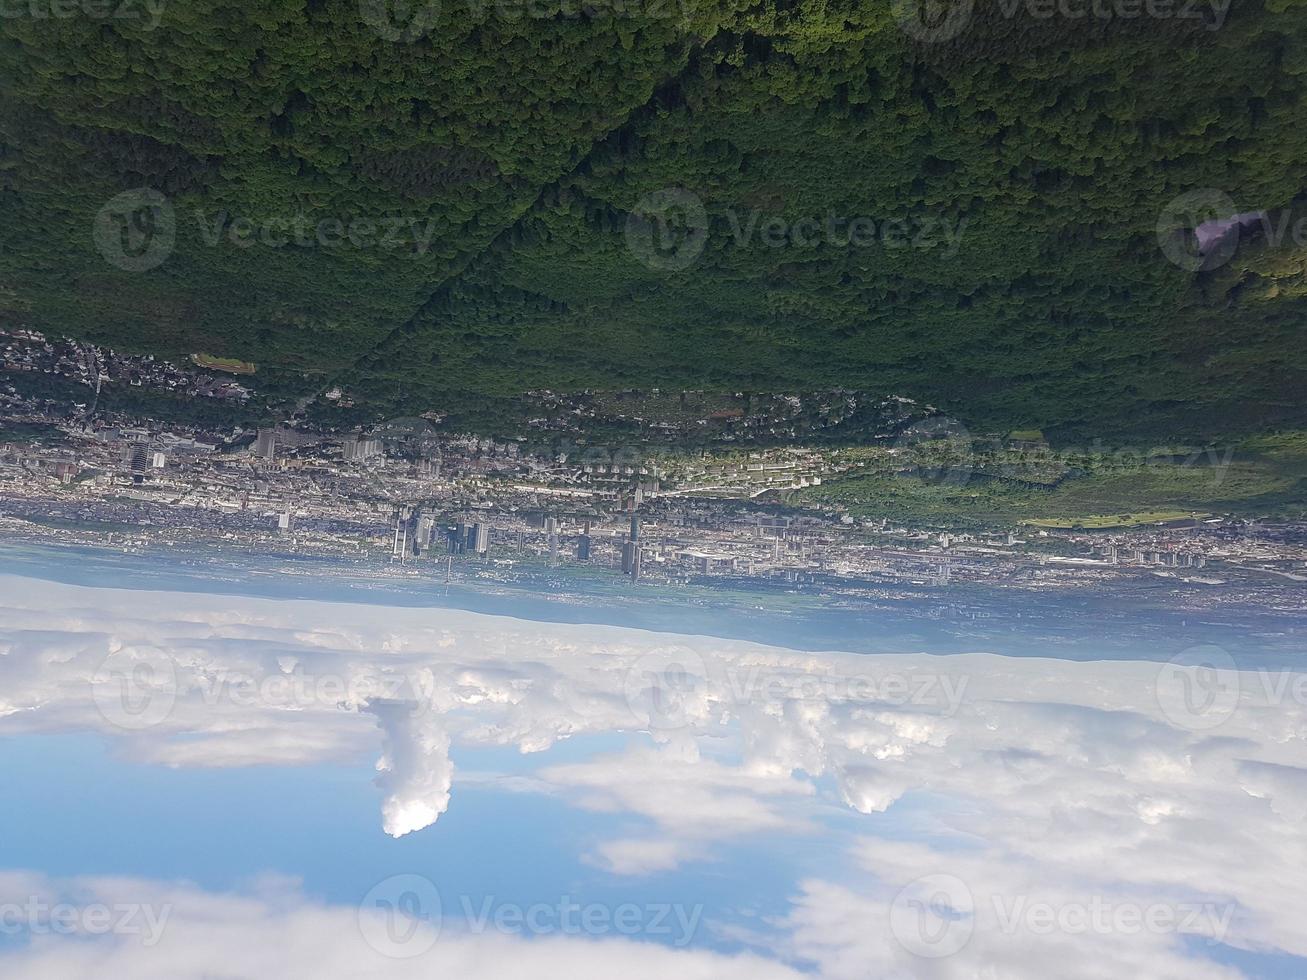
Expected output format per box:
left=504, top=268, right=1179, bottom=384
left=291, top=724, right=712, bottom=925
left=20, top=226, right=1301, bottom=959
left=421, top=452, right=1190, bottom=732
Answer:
left=2, top=329, right=1304, bottom=613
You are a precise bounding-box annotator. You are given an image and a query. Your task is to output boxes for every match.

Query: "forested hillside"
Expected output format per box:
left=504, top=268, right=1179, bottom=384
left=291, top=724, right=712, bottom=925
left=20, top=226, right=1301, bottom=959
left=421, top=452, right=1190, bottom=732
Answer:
left=3, top=0, right=1305, bottom=438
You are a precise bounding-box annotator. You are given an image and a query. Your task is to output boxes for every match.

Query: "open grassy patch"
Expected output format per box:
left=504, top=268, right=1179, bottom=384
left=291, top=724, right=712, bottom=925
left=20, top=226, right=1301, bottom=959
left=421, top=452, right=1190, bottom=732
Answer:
left=191, top=354, right=256, bottom=375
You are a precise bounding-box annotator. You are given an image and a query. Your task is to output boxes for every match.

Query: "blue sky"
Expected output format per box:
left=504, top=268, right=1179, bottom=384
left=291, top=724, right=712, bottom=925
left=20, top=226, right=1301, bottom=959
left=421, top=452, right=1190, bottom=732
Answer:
left=0, top=547, right=1304, bottom=978
left=0, top=732, right=811, bottom=954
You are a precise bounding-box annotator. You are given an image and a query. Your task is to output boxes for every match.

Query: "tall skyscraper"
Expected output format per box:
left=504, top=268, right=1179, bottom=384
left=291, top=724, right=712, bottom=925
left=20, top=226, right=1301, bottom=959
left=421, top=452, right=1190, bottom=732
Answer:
left=416, top=515, right=435, bottom=550
left=255, top=428, right=277, bottom=460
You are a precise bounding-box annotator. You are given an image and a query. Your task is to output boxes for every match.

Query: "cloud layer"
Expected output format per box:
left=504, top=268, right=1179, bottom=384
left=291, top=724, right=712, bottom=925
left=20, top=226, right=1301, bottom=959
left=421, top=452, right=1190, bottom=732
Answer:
left=0, top=872, right=802, bottom=980
left=1, top=573, right=1304, bottom=978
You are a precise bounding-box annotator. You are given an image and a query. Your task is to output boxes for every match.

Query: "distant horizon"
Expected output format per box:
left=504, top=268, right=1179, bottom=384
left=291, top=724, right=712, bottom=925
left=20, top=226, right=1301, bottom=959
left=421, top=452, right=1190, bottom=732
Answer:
left=1, top=539, right=1300, bottom=668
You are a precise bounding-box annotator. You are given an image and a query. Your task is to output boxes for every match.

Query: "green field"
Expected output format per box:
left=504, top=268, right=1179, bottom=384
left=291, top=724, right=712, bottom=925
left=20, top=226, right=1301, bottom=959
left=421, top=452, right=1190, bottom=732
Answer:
left=1023, top=512, right=1207, bottom=529
left=191, top=354, right=257, bottom=375
left=796, top=432, right=1307, bottom=527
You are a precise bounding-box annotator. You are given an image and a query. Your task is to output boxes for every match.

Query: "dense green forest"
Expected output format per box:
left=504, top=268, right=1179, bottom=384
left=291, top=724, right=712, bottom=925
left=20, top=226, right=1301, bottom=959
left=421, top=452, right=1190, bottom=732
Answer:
left=3, top=0, right=1305, bottom=439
